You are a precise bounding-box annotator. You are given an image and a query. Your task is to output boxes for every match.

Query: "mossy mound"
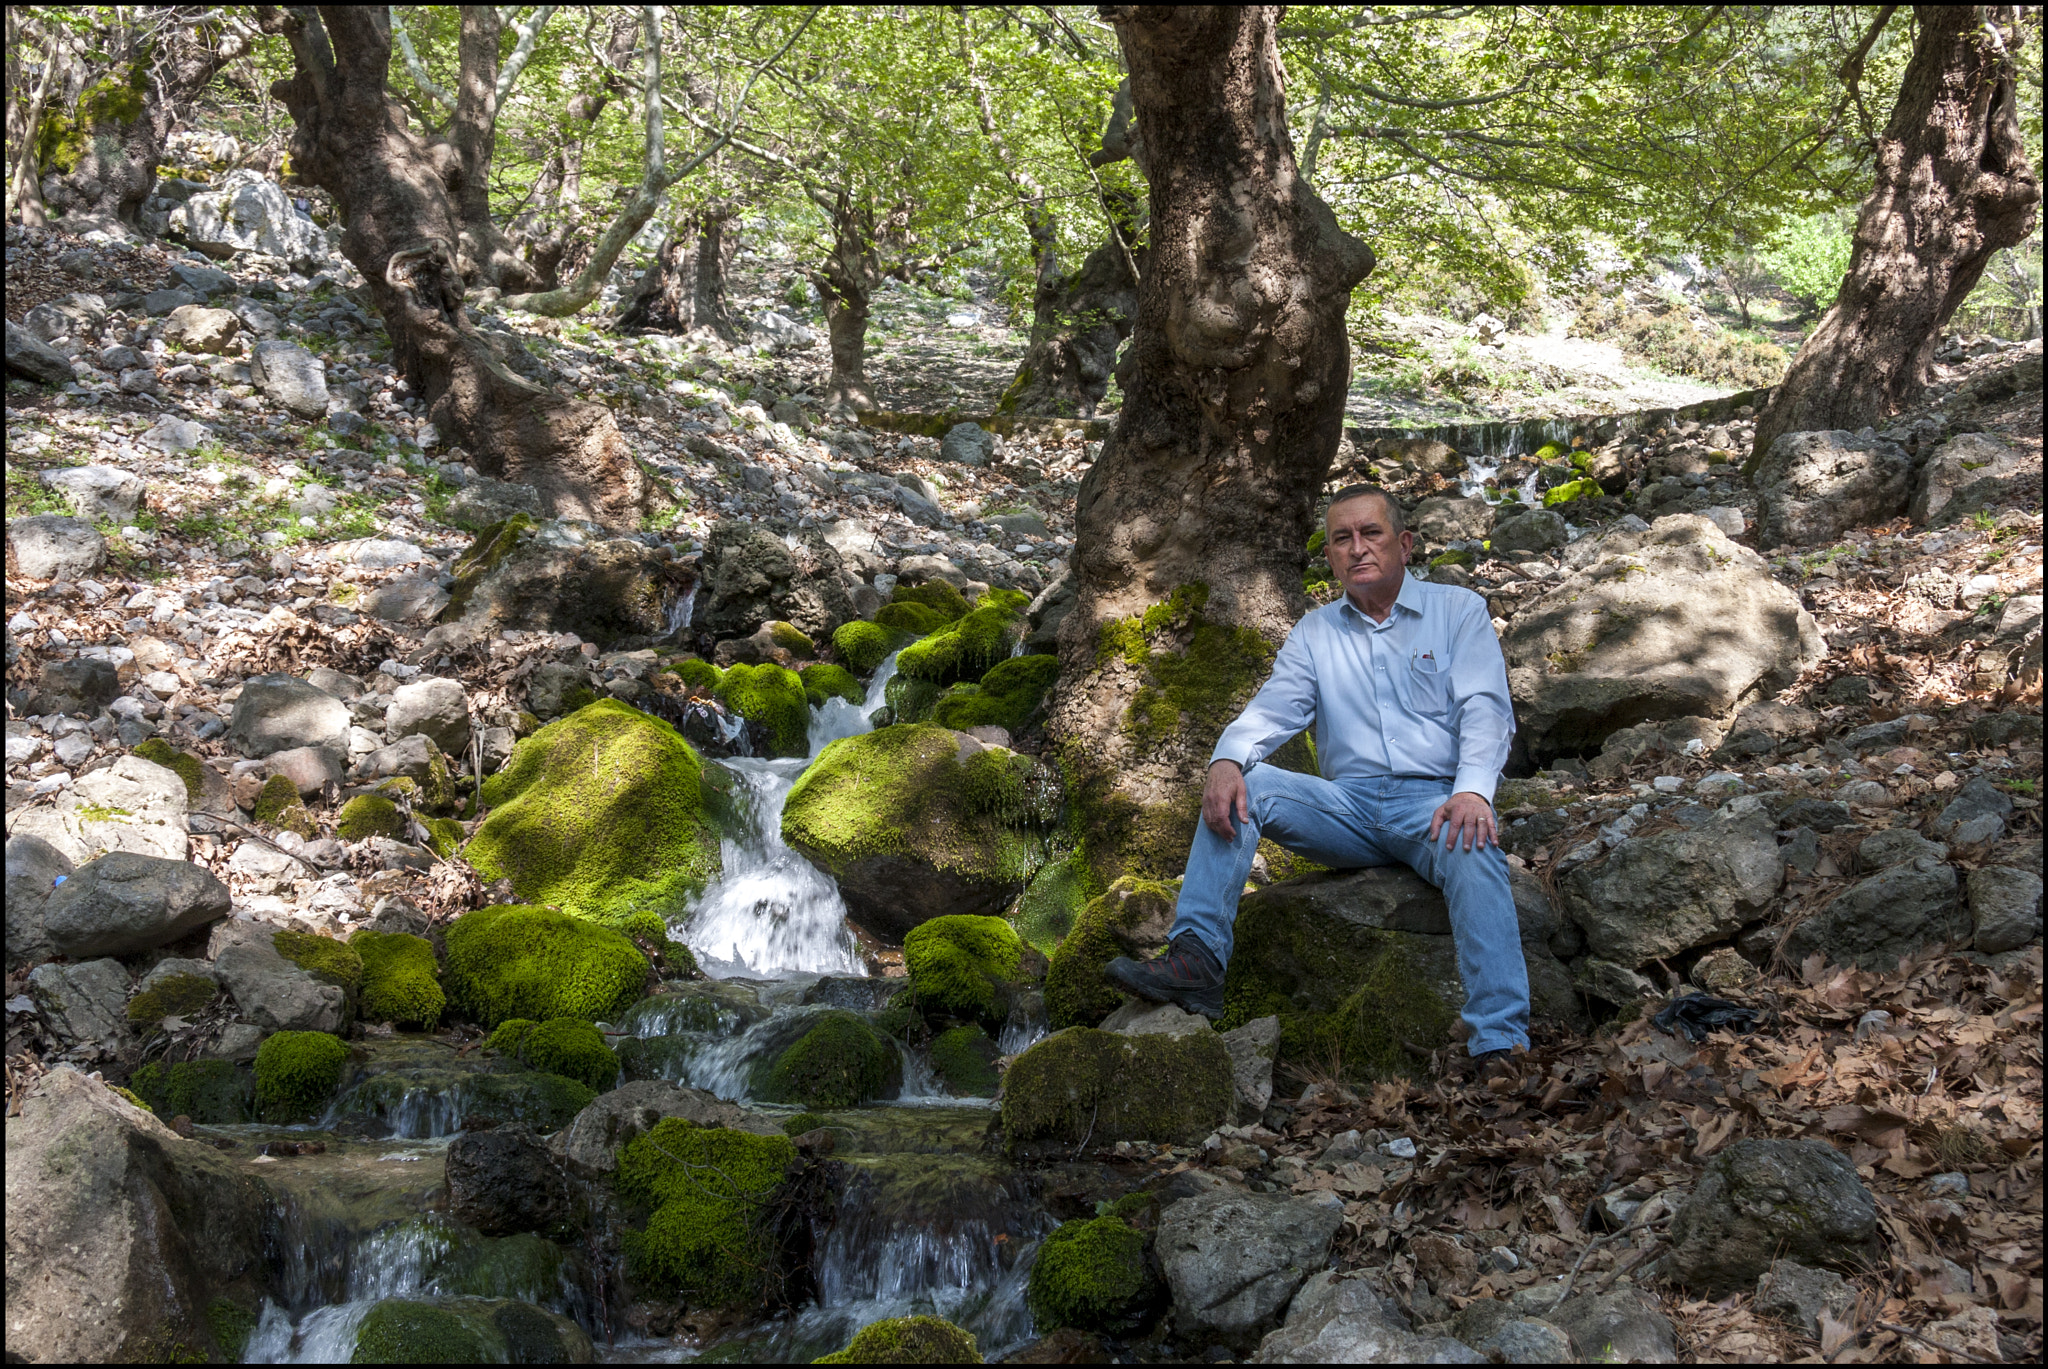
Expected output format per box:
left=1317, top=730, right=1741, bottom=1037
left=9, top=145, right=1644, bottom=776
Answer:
left=617, top=908, right=699, bottom=980
left=1043, top=878, right=1178, bottom=1030
left=999, top=1027, right=1232, bottom=1155
left=831, top=620, right=904, bottom=672
left=337, top=794, right=405, bottom=841
left=1542, top=476, right=1603, bottom=507
left=206, top=1299, right=258, bottom=1362
left=669, top=657, right=722, bottom=692
left=1015, top=853, right=1089, bottom=958
left=930, top=653, right=1060, bottom=733
left=781, top=724, right=1042, bottom=941
left=130, top=738, right=206, bottom=803
left=254, top=1030, right=351, bottom=1122
left=753, top=1010, right=897, bottom=1109
left=814, top=1316, right=981, bottom=1364
left=252, top=773, right=314, bottom=836
left=892, top=580, right=971, bottom=622
left=895, top=590, right=1028, bottom=686
left=616, top=1119, right=797, bottom=1306
left=351, top=930, right=444, bottom=1029
left=768, top=620, right=817, bottom=655
left=466, top=699, right=723, bottom=924
left=349, top=1296, right=591, bottom=1364
left=444, top=904, right=650, bottom=1028
left=800, top=663, right=865, bottom=708
left=275, top=929, right=364, bottom=1015
left=514, top=1018, right=618, bottom=1093
left=714, top=662, right=811, bottom=758
left=903, top=915, right=1021, bottom=1021
left=875, top=600, right=950, bottom=635
left=928, top=1025, right=1000, bottom=1098
left=883, top=673, right=944, bottom=725
left=421, top=815, right=465, bottom=858
left=125, top=972, right=217, bottom=1026
left=780, top=1111, right=830, bottom=1136
left=331, top=1068, right=594, bottom=1135
left=129, top=1059, right=252, bottom=1123
left=1027, top=1214, right=1159, bottom=1333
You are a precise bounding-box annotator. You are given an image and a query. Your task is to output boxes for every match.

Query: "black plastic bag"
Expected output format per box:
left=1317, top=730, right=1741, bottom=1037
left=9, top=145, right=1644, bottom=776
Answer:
left=1653, top=993, right=1760, bottom=1042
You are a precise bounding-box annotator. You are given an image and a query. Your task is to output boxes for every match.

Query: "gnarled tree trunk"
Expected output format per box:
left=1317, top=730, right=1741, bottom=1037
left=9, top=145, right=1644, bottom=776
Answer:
left=1754, top=5, right=2040, bottom=456
left=809, top=188, right=882, bottom=413
left=999, top=193, right=1143, bottom=418
left=259, top=5, right=652, bottom=527
left=1046, top=5, right=1373, bottom=887
left=613, top=206, right=739, bottom=340
left=446, top=6, right=543, bottom=293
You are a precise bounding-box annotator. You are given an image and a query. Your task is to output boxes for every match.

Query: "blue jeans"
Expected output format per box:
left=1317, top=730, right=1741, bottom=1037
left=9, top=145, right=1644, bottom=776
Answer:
left=1171, top=766, right=1530, bottom=1056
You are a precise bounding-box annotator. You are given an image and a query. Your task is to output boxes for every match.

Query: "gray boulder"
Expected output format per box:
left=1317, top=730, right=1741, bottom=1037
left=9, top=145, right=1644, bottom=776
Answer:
left=1969, top=865, right=2043, bottom=954
left=1754, top=429, right=1912, bottom=547
left=1858, top=828, right=1947, bottom=871
left=385, top=676, right=471, bottom=758
left=1664, top=1138, right=1880, bottom=1294
left=524, top=661, right=594, bottom=720
left=445, top=477, right=543, bottom=530
left=5, top=834, right=73, bottom=969
left=361, top=577, right=450, bottom=624
left=143, top=414, right=208, bottom=453
left=249, top=340, right=330, bottom=419
left=6, top=515, right=106, bottom=580
left=228, top=672, right=351, bottom=760
left=1490, top=508, right=1567, bottom=553
left=1411, top=496, right=1496, bottom=545
left=173, top=169, right=327, bottom=264
left=142, top=288, right=200, bottom=317
left=42, top=852, right=231, bottom=957
left=1912, top=432, right=2029, bottom=527
left=168, top=261, right=235, bottom=298
left=940, top=421, right=996, bottom=466
left=1546, top=1286, right=1677, bottom=1363
left=26, top=958, right=132, bottom=1050
left=40, top=465, right=146, bottom=525
left=1559, top=803, right=1782, bottom=967
left=27, top=656, right=119, bottom=716
left=1252, top=1271, right=1483, bottom=1364
left=166, top=303, right=239, bottom=354
left=1932, top=776, right=2012, bottom=843
left=991, top=510, right=1051, bottom=541
left=3, top=1069, right=266, bottom=1363
left=446, top=1124, right=571, bottom=1236
left=1784, top=861, right=1963, bottom=970
left=1754, top=1260, right=1856, bottom=1338
left=1222, top=1014, right=1281, bottom=1120
left=5, top=755, right=191, bottom=864
left=443, top=521, right=692, bottom=647
left=1159, top=1187, right=1345, bottom=1341
left=5, top=318, right=75, bottom=384
left=264, top=744, right=345, bottom=798
left=547, top=1079, right=782, bottom=1179
left=208, top=921, right=347, bottom=1034
left=691, top=519, right=855, bottom=641
left=1503, top=515, right=1824, bottom=762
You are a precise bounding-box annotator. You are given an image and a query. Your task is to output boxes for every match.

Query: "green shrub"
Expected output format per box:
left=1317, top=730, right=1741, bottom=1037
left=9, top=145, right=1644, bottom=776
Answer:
left=254, top=1030, right=350, bottom=1122
left=1027, top=1214, right=1157, bottom=1332
left=930, top=653, right=1059, bottom=733
left=814, top=1316, right=981, bottom=1364
left=129, top=1059, right=252, bottom=1123
left=337, top=794, right=404, bottom=841
left=714, top=662, right=811, bottom=758
left=351, top=930, right=444, bottom=1029
left=616, top=1119, right=796, bottom=1305
left=443, top=904, right=649, bottom=1027
left=754, top=1010, right=895, bottom=1109
left=904, top=915, right=1021, bottom=1020
left=518, top=1018, right=618, bottom=1092
left=928, top=1025, right=1000, bottom=1097
left=800, top=663, right=865, bottom=708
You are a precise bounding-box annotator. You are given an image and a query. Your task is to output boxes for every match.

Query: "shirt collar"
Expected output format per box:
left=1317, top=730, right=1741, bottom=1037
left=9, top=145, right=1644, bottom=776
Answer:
left=1341, top=572, right=1426, bottom=627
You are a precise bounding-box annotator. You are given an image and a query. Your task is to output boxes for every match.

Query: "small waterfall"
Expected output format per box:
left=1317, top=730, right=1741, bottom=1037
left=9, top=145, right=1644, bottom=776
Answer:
left=662, top=581, right=698, bottom=639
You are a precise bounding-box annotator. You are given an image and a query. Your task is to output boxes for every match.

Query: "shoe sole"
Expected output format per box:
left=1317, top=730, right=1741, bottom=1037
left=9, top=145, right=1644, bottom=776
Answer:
left=1103, top=957, right=1225, bottom=1021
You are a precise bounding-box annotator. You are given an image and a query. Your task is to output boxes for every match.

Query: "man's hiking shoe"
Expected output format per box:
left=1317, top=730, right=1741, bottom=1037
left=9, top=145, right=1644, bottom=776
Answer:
left=1103, top=934, right=1226, bottom=1020
left=1470, top=1048, right=1519, bottom=1087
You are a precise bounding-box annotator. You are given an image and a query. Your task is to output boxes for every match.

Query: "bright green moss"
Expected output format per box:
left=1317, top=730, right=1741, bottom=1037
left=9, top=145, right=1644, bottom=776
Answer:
left=421, top=816, right=464, bottom=858
left=274, top=929, right=363, bottom=1014
left=1533, top=441, right=1572, bottom=461
left=895, top=591, right=1028, bottom=686
left=125, top=972, right=217, bottom=1025
left=930, top=654, right=1060, bottom=733
left=351, top=930, right=444, bottom=1029
left=441, top=514, right=537, bottom=619
left=1305, top=528, right=1327, bottom=557
left=832, top=620, right=904, bottom=672
left=443, top=904, right=650, bottom=1028
left=800, top=663, right=864, bottom=708
left=350, top=1299, right=493, bottom=1364
left=486, top=1018, right=539, bottom=1056
left=1015, top=852, right=1088, bottom=957
left=37, top=69, right=148, bottom=174
left=669, top=657, right=723, bottom=692
left=1542, top=476, right=1603, bottom=507
left=1000, top=1028, right=1233, bottom=1154
left=891, top=580, right=970, bottom=622
left=755, top=1010, right=895, bottom=1109
left=337, top=794, right=404, bottom=841
left=131, top=738, right=206, bottom=803
left=466, top=700, right=723, bottom=923
left=929, top=1025, right=1000, bottom=1098
left=252, top=773, right=313, bottom=836
left=129, top=1059, right=251, bottom=1123
left=904, top=915, right=1021, bottom=1020
left=883, top=673, right=943, bottom=724
left=814, top=1316, right=981, bottom=1364
left=875, top=600, right=948, bottom=635
left=109, top=1085, right=152, bottom=1112
left=960, top=748, right=1035, bottom=828
left=516, top=1018, right=618, bottom=1092
left=768, top=621, right=816, bottom=655
left=781, top=725, right=1041, bottom=895
left=1430, top=549, right=1476, bottom=569
left=873, top=988, right=920, bottom=1042
left=1043, top=877, right=1178, bottom=1030
left=616, top=1119, right=796, bottom=1306
left=1027, top=1215, right=1157, bottom=1332
left=254, top=1030, right=350, bottom=1122
left=714, top=662, right=811, bottom=758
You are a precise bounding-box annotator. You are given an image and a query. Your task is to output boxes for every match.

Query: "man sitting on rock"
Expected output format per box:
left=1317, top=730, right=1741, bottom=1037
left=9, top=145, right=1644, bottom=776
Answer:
left=1104, top=484, right=1528, bottom=1078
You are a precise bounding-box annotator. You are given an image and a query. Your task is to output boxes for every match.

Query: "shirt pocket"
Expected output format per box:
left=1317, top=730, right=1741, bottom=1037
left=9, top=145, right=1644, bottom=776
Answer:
left=1409, top=655, right=1452, bottom=717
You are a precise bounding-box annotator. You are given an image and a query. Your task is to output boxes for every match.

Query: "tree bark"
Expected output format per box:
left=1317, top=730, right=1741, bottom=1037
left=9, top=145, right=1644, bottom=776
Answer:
left=1046, top=4, right=1373, bottom=887
left=809, top=188, right=882, bottom=413
left=613, top=206, right=739, bottom=340
left=446, top=6, right=544, bottom=293
left=998, top=192, right=1144, bottom=419
left=259, top=4, right=652, bottom=527
left=1754, top=5, right=2040, bottom=457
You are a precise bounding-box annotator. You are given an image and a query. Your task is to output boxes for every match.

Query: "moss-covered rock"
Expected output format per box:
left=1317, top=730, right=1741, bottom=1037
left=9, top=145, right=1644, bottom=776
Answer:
left=831, top=620, right=904, bottom=672
left=800, top=663, right=865, bottom=707
left=125, top=972, right=217, bottom=1026
left=1043, top=878, right=1178, bottom=1031
left=930, top=653, right=1060, bottom=733
left=616, top=908, right=699, bottom=980
left=254, top=1029, right=351, bottom=1122
left=349, top=1295, right=592, bottom=1364
left=1027, top=1214, right=1159, bottom=1333
left=780, top=1111, right=830, bottom=1137
left=782, top=724, right=1042, bottom=940
left=513, top=1018, right=618, bottom=1093
left=128, top=1059, right=252, bottom=1123
left=1542, top=476, right=1603, bottom=507
left=895, top=590, right=1028, bottom=686
left=1000, top=1027, right=1233, bottom=1155
left=616, top=1119, right=796, bottom=1307
left=486, top=1018, right=540, bottom=1056
left=1015, top=853, right=1090, bottom=958
left=206, top=1298, right=258, bottom=1362
left=252, top=772, right=314, bottom=836
left=274, top=928, right=364, bottom=1016
left=444, top=904, right=649, bottom=1028
left=814, top=1316, right=981, bottom=1364
left=767, top=620, right=817, bottom=656
left=351, top=930, right=444, bottom=1029
left=891, top=580, right=970, bottom=623
left=330, top=1068, right=594, bottom=1135
left=928, top=1025, right=1000, bottom=1098
left=466, top=700, right=723, bottom=925
left=338, top=793, right=405, bottom=841
left=130, top=738, right=206, bottom=803
left=753, top=1010, right=897, bottom=1109
left=714, top=662, right=811, bottom=758
left=883, top=673, right=944, bottom=725
left=904, top=915, right=1021, bottom=1021
left=669, top=657, right=722, bottom=692
left=421, top=815, right=465, bottom=858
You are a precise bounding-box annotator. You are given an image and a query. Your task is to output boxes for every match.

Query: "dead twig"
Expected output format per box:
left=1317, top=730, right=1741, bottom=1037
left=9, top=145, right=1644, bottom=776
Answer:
left=1544, top=1208, right=1674, bottom=1315
left=186, top=812, right=322, bottom=872
left=1873, top=1320, right=1999, bottom=1364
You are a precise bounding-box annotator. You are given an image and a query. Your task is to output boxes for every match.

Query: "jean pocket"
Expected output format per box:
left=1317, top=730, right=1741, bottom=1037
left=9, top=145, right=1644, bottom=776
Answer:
left=1409, top=660, right=1451, bottom=716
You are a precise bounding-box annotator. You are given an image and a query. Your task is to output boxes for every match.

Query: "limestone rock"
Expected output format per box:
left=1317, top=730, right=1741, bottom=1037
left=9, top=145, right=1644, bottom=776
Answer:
left=444, top=477, right=543, bottom=530
left=1560, top=804, right=1783, bottom=967
left=42, top=852, right=231, bottom=957
left=1159, top=1188, right=1345, bottom=1341
left=1221, top=1014, right=1281, bottom=1119
left=1253, top=1271, right=1483, bottom=1364
left=1784, top=861, right=1963, bottom=970
left=1547, top=1286, right=1677, bottom=1363
left=228, top=672, right=351, bottom=760
left=1664, top=1138, right=1879, bottom=1294
left=26, top=958, right=132, bottom=1050
left=5, top=834, right=73, bottom=970
left=27, top=656, right=119, bottom=716
left=1490, top=508, right=1567, bottom=553
left=165, top=303, right=239, bottom=354
left=249, top=340, right=330, bottom=419
left=940, top=421, right=996, bottom=466
left=40, top=464, right=145, bottom=525
left=208, top=921, right=347, bottom=1034
left=1503, top=515, right=1823, bottom=762
left=5, top=755, right=191, bottom=864
left=385, top=676, right=472, bottom=758
left=1912, top=432, right=2029, bottom=526
left=548, top=1079, right=782, bottom=1179
left=692, top=519, right=855, bottom=641
left=443, top=520, right=689, bottom=647
left=5, top=318, right=75, bottom=384
left=6, top=514, right=106, bottom=580
left=1968, top=865, right=2043, bottom=954
left=1754, top=1260, right=1856, bottom=1338
left=1411, top=496, right=1496, bottom=545
left=1099, top=999, right=1212, bottom=1038
left=1753, top=429, right=1912, bottom=547
left=1932, top=776, right=2012, bottom=842
left=174, top=169, right=327, bottom=265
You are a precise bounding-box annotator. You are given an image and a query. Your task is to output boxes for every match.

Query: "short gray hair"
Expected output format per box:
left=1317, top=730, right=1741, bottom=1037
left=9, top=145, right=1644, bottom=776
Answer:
left=1326, top=483, right=1406, bottom=536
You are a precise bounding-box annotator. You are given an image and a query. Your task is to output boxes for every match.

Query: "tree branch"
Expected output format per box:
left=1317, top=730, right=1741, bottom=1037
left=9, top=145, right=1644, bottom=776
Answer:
left=391, top=6, right=453, bottom=113
left=494, top=3, right=557, bottom=102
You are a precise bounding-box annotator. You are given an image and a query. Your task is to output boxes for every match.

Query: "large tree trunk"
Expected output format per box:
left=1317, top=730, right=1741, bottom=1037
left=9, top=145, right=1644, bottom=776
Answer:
left=447, top=6, right=544, bottom=293
left=1754, top=5, right=2040, bottom=456
left=613, top=207, right=740, bottom=340
left=1046, top=5, right=1373, bottom=888
left=809, top=188, right=881, bottom=413
left=259, top=5, right=652, bottom=527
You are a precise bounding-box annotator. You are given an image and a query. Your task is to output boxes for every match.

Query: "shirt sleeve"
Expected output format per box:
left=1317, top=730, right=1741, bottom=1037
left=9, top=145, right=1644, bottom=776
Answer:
left=1211, top=616, right=1318, bottom=770
left=1447, top=597, right=1514, bottom=805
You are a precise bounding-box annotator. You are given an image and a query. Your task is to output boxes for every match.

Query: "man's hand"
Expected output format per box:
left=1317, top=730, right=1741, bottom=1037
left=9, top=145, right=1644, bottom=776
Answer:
left=1203, top=760, right=1250, bottom=840
left=1428, top=791, right=1496, bottom=852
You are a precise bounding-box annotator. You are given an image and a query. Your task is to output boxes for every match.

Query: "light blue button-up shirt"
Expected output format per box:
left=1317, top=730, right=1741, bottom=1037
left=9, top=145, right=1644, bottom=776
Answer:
left=1211, top=573, right=1515, bottom=805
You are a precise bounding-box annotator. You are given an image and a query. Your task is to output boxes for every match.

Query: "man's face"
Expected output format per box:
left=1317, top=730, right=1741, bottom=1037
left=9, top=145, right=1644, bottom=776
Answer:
left=1325, top=495, right=1414, bottom=600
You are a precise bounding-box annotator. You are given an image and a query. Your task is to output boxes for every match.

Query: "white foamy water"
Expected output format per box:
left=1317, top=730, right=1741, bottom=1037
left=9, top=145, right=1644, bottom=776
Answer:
left=679, top=654, right=899, bottom=979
